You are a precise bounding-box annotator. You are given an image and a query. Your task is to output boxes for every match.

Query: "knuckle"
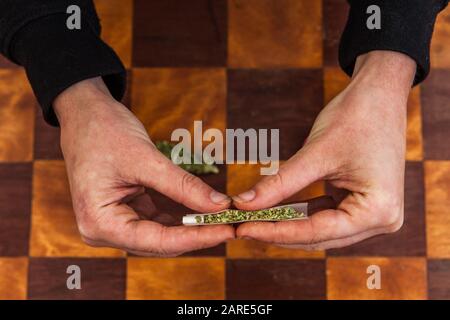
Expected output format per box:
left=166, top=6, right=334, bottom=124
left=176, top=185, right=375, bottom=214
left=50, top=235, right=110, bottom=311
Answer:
left=78, top=222, right=101, bottom=242
left=306, top=217, right=321, bottom=245
left=257, top=171, right=287, bottom=200
left=155, top=226, right=169, bottom=256
left=373, top=195, right=403, bottom=228
left=72, top=191, right=118, bottom=247
left=76, top=209, right=106, bottom=242
left=386, top=213, right=404, bottom=233
left=378, top=210, right=400, bottom=227
left=80, top=235, right=100, bottom=247
left=73, top=196, right=102, bottom=240
left=143, top=225, right=180, bottom=257
left=181, top=172, right=203, bottom=193
left=271, top=171, right=285, bottom=188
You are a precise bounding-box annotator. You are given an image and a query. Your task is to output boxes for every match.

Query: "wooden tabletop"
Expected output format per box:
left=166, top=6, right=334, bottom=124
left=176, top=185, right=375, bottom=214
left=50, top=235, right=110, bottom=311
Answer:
left=0, top=0, right=449, bottom=300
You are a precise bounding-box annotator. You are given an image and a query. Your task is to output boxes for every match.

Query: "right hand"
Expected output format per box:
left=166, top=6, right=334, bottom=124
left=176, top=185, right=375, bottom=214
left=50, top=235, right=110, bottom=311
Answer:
left=54, top=77, right=235, bottom=256
left=234, top=51, right=415, bottom=250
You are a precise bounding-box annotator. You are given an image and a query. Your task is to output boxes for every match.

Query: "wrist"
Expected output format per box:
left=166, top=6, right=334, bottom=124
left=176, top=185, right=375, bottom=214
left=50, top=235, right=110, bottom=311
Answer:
left=53, top=77, right=113, bottom=127
left=351, top=51, right=416, bottom=98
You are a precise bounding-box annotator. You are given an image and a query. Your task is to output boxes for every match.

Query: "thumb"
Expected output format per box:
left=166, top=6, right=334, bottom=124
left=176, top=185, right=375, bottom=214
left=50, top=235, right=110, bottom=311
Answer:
left=135, top=148, right=231, bottom=213
left=232, top=146, right=328, bottom=210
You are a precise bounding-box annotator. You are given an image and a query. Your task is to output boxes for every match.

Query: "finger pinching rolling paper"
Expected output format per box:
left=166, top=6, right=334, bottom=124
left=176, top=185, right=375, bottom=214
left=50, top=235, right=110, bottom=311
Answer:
left=182, top=203, right=308, bottom=225
left=182, top=196, right=336, bottom=226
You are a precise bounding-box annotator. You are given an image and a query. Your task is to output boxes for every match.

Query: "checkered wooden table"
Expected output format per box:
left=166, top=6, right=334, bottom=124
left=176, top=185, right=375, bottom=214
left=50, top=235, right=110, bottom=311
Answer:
left=1, top=0, right=450, bottom=300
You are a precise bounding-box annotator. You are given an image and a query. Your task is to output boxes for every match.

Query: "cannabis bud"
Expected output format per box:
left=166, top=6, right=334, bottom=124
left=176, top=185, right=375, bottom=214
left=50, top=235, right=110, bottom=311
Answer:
left=184, top=206, right=306, bottom=225
left=155, top=140, right=219, bottom=175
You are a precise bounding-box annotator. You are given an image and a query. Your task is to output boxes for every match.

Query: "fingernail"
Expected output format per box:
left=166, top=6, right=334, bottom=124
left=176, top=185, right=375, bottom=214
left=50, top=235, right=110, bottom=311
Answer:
left=209, top=191, right=230, bottom=204
left=232, top=190, right=256, bottom=203
left=240, top=236, right=254, bottom=241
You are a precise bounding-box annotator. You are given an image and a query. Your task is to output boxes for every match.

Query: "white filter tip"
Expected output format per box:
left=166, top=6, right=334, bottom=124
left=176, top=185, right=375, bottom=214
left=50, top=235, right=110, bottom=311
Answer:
left=182, top=215, right=199, bottom=225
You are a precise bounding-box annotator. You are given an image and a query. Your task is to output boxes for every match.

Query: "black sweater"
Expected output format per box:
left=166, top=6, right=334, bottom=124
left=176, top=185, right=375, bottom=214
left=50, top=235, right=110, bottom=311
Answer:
left=0, top=0, right=448, bottom=126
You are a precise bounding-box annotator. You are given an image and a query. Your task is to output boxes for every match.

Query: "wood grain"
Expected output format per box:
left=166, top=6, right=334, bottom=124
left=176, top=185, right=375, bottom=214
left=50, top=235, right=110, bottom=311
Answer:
left=0, top=0, right=448, bottom=300
left=228, top=0, right=322, bottom=67
left=327, top=257, right=427, bottom=300
left=425, top=161, right=450, bottom=258
left=30, top=161, right=125, bottom=257
left=0, top=164, right=32, bottom=256
left=132, top=68, right=226, bottom=142
left=421, top=70, right=450, bottom=160
left=127, top=258, right=225, bottom=299
left=428, top=259, right=450, bottom=299
left=406, top=86, right=424, bottom=161
left=95, top=0, right=133, bottom=68
left=228, top=69, right=323, bottom=160
left=323, top=67, right=350, bottom=104
left=227, top=259, right=326, bottom=299
left=28, top=258, right=126, bottom=299
left=431, top=7, right=450, bottom=68
left=323, top=0, right=349, bottom=66
left=227, top=239, right=324, bottom=259
left=0, top=257, right=28, bottom=300
left=133, top=0, right=227, bottom=67
left=33, top=105, right=63, bottom=160
left=0, top=69, right=35, bottom=162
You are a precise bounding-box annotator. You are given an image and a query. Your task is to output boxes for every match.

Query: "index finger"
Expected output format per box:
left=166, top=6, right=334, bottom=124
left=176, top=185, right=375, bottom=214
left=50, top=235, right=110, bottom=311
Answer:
left=133, top=147, right=231, bottom=213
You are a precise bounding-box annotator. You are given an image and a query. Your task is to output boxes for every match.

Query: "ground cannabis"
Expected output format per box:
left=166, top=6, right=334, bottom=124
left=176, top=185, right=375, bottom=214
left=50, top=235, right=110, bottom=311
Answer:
left=155, top=140, right=219, bottom=175
left=195, top=207, right=305, bottom=224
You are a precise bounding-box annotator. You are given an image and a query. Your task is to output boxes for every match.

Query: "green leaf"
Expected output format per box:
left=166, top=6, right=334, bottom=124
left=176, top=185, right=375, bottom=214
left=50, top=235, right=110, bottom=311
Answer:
left=155, top=140, right=219, bottom=175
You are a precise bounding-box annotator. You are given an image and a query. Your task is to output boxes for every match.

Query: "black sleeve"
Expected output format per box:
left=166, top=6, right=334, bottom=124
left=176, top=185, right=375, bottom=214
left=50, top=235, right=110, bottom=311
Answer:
left=339, top=0, right=449, bottom=85
left=0, top=0, right=126, bottom=126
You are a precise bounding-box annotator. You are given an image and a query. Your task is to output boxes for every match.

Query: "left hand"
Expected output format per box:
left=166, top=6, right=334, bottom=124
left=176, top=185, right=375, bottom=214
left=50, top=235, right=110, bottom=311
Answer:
left=54, top=77, right=235, bottom=257
left=233, top=51, right=416, bottom=250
